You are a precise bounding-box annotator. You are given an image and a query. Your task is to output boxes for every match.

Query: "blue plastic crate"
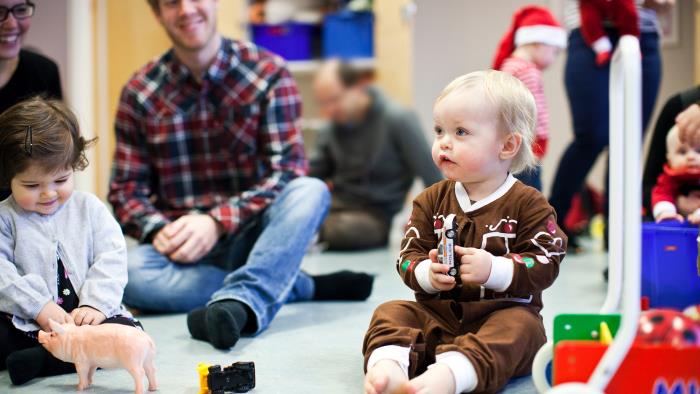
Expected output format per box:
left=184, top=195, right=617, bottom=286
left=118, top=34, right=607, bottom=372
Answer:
left=251, top=23, right=318, bottom=61
left=322, top=11, right=373, bottom=59
left=641, top=221, right=700, bottom=310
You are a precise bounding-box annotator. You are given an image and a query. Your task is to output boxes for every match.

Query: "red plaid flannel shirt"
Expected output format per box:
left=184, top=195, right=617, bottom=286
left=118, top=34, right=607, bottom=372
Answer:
left=108, top=38, right=306, bottom=241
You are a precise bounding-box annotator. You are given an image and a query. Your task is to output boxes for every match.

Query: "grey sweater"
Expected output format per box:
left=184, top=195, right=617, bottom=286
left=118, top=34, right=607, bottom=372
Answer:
left=0, top=191, right=128, bottom=332
left=310, top=87, right=442, bottom=218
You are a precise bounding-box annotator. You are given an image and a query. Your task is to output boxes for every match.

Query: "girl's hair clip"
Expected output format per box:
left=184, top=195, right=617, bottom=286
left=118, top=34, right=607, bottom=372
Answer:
left=24, top=125, right=32, bottom=156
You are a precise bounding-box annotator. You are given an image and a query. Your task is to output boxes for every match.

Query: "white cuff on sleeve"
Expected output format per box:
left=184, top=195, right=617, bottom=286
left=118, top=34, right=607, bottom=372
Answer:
left=653, top=201, right=678, bottom=220
left=592, top=36, right=612, bottom=54
left=482, top=256, right=514, bottom=292
left=415, top=258, right=440, bottom=294
left=367, top=345, right=410, bottom=379
left=434, top=351, right=478, bottom=394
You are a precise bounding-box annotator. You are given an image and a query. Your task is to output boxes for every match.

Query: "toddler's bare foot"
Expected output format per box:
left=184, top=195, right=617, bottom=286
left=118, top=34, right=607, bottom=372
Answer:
left=401, top=363, right=455, bottom=394
left=364, top=359, right=408, bottom=394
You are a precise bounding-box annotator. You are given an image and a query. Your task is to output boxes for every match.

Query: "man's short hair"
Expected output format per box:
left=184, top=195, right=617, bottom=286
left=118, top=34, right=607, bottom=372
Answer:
left=337, top=61, right=365, bottom=88
left=146, top=0, right=159, bottom=12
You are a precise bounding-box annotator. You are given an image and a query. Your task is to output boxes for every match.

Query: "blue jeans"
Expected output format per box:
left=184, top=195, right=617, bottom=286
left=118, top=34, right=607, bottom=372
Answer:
left=549, top=29, right=661, bottom=226
left=122, top=177, right=330, bottom=334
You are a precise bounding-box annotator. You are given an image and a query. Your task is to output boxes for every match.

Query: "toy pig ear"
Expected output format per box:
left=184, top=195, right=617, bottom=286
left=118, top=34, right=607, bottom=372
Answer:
left=48, top=319, right=66, bottom=334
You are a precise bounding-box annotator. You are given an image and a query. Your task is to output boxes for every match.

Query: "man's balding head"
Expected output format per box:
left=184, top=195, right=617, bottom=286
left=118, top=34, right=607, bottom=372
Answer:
left=313, top=60, right=370, bottom=125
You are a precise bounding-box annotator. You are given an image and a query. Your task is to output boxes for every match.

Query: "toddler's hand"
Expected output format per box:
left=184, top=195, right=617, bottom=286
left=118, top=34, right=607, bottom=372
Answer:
left=428, top=249, right=456, bottom=292
left=70, top=306, right=106, bottom=326
left=655, top=211, right=684, bottom=223
left=36, top=301, right=73, bottom=332
left=455, top=246, right=492, bottom=285
left=688, top=210, right=700, bottom=225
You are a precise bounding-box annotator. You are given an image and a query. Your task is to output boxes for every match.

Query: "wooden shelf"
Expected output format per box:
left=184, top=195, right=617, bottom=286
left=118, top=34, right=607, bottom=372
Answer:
left=300, top=117, right=328, bottom=130
left=287, top=57, right=375, bottom=73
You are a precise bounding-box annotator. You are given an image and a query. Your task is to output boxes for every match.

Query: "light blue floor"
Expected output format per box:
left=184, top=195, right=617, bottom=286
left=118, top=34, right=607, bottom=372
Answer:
left=0, top=237, right=608, bottom=393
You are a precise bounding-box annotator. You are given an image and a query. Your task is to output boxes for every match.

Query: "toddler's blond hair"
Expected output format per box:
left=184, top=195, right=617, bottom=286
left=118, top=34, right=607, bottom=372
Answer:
left=436, top=70, right=537, bottom=174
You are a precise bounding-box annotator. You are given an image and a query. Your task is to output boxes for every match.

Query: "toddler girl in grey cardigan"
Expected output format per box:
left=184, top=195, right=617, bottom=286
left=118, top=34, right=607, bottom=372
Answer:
left=0, top=97, right=138, bottom=385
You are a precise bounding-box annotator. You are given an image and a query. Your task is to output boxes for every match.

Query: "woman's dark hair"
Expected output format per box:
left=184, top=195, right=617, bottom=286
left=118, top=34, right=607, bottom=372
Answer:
left=0, top=96, right=96, bottom=187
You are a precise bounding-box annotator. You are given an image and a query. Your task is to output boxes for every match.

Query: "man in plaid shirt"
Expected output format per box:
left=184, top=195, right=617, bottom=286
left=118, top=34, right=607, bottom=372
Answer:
left=109, top=0, right=374, bottom=350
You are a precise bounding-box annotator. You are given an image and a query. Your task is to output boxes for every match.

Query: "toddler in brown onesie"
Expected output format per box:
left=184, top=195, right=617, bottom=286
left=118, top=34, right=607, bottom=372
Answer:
left=363, top=70, right=567, bottom=394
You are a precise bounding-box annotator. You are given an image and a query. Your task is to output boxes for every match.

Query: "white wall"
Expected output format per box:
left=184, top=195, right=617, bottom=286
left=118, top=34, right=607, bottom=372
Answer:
left=20, top=0, right=97, bottom=193
left=413, top=0, right=696, bottom=196
left=21, top=0, right=68, bottom=94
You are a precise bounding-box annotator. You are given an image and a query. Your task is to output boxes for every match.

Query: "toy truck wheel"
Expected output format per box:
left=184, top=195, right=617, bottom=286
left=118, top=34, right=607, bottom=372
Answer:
left=446, top=229, right=455, bottom=239
left=448, top=268, right=457, bottom=276
left=532, top=341, right=553, bottom=393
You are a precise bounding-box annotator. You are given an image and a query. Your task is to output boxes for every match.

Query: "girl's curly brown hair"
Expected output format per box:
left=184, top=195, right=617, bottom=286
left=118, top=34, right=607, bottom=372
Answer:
left=0, top=96, right=96, bottom=187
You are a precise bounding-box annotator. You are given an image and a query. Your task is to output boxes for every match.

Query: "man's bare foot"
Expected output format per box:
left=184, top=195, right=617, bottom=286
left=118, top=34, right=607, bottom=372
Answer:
left=364, top=359, right=409, bottom=394
left=400, top=363, right=456, bottom=394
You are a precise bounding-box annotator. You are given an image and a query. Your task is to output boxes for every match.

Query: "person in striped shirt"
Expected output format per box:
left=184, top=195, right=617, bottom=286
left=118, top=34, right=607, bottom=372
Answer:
left=492, top=5, right=566, bottom=191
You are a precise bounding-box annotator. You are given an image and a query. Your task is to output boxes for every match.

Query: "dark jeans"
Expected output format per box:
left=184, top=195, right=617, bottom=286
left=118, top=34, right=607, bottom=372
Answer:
left=515, top=165, right=542, bottom=191
left=549, top=29, right=661, bottom=229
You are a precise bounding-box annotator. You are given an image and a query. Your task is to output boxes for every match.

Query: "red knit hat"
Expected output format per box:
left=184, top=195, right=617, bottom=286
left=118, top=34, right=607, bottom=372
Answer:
left=492, top=5, right=567, bottom=70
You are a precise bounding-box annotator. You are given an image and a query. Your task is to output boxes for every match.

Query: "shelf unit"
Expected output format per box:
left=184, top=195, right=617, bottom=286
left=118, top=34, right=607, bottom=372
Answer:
left=287, top=57, right=376, bottom=73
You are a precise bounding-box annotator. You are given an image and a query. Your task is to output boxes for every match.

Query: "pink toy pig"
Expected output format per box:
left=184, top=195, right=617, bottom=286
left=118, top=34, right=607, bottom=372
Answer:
left=38, top=319, right=157, bottom=393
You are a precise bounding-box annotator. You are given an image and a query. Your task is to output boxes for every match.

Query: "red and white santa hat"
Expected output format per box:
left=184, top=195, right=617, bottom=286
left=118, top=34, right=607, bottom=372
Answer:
left=492, top=5, right=567, bottom=70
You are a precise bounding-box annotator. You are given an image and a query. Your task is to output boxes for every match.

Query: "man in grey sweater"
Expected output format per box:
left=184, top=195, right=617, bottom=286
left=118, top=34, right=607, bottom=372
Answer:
left=311, top=61, right=442, bottom=250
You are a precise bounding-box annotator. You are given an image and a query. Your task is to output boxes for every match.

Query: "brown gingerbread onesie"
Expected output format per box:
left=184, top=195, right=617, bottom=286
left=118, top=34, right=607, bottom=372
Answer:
left=363, top=175, right=567, bottom=393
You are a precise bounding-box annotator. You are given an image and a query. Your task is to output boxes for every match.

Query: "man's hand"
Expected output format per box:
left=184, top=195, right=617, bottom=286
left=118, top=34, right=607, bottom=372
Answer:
left=676, top=104, right=700, bottom=148
left=36, top=301, right=73, bottom=332
left=455, top=246, right=492, bottom=285
left=428, top=248, right=456, bottom=292
left=655, top=211, right=684, bottom=223
left=153, top=214, right=224, bottom=263
left=70, top=306, right=106, bottom=326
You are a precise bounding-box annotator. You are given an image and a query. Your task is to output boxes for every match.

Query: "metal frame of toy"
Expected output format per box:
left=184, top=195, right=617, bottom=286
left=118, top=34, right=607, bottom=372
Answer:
left=530, top=35, right=700, bottom=394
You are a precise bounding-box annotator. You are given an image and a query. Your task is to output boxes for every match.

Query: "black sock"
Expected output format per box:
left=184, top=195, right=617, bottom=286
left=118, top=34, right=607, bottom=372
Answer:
left=312, top=270, right=374, bottom=301
left=186, top=306, right=208, bottom=341
left=205, top=300, right=249, bottom=350
left=7, top=347, right=46, bottom=385
left=40, top=350, right=75, bottom=378
left=6, top=346, right=73, bottom=385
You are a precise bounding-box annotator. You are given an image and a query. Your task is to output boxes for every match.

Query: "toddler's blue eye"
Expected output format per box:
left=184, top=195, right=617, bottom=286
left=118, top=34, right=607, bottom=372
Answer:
left=434, top=127, right=443, bottom=135
left=456, top=128, right=469, bottom=136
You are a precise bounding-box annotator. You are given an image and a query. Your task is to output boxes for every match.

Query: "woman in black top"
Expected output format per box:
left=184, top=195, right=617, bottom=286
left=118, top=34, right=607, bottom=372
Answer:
left=643, top=86, right=700, bottom=218
left=0, top=0, right=62, bottom=200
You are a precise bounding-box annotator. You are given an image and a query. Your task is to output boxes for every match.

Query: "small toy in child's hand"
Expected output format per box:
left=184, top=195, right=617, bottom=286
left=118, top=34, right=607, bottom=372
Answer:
left=38, top=319, right=157, bottom=393
left=435, top=214, right=459, bottom=277
left=635, top=309, right=700, bottom=347
left=197, top=362, right=256, bottom=394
